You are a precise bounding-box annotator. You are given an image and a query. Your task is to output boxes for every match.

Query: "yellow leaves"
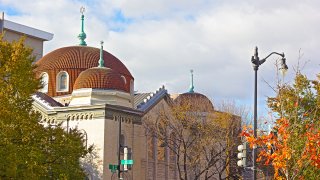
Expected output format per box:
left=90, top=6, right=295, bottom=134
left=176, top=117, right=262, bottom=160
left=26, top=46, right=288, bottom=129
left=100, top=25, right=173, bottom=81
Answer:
left=275, top=176, right=286, bottom=180
left=22, top=137, right=30, bottom=143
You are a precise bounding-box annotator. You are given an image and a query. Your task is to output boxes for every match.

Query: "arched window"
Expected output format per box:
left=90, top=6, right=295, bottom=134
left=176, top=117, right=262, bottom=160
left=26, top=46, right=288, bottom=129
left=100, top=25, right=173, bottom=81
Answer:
left=56, top=71, right=69, bottom=92
left=147, top=135, right=155, bottom=159
left=40, top=72, right=49, bottom=93
left=130, top=80, right=134, bottom=95
left=121, top=75, right=127, bottom=85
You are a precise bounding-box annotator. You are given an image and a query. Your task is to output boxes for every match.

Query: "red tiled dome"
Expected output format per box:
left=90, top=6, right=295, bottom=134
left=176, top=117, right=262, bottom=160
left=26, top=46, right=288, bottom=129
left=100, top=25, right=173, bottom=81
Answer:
left=35, top=46, right=132, bottom=77
left=74, top=67, right=126, bottom=91
left=34, top=46, right=133, bottom=97
left=175, top=92, right=214, bottom=111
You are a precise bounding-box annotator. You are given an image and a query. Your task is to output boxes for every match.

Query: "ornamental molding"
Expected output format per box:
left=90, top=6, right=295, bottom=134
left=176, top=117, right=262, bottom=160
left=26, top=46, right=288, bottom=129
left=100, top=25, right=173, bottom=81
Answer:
left=112, top=112, right=134, bottom=124
left=137, top=85, right=168, bottom=112
left=105, top=108, right=142, bottom=125
left=55, top=108, right=105, bottom=121
left=32, top=94, right=54, bottom=110
left=72, top=88, right=131, bottom=98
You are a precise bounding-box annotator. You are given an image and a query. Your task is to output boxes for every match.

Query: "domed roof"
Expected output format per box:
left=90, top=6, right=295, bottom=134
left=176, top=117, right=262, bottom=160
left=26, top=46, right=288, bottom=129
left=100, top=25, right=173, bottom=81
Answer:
left=73, top=67, right=126, bottom=91
left=175, top=92, right=214, bottom=111
left=35, top=46, right=132, bottom=78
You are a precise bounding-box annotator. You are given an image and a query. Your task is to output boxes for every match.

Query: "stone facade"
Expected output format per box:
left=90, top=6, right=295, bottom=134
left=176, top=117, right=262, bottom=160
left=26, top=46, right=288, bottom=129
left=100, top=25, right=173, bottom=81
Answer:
left=0, top=12, right=53, bottom=61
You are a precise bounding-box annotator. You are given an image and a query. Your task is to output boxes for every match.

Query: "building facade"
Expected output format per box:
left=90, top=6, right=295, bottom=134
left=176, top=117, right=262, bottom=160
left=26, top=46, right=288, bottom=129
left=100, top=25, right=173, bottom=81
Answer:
left=0, top=12, right=53, bottom=61
left=3, top=11, right=240, bottom=180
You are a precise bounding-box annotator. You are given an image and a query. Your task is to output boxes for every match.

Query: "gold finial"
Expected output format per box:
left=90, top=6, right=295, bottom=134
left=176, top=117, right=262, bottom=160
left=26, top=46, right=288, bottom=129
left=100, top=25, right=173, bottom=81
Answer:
left=80, top=6, right=85, bottom=15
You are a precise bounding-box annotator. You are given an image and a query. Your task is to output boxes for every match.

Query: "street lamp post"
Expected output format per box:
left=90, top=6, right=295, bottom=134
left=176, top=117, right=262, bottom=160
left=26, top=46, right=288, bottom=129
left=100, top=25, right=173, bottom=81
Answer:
left=118, top=118, right=122, bottom=179
left=251, top=46, right=288, bottom=180
left=78, top=129, right=88, bottom=150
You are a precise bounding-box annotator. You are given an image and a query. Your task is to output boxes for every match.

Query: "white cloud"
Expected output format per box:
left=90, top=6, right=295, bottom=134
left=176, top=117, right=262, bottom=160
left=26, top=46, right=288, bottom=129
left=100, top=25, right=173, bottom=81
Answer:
left=2, top=0, right=320, bottom=116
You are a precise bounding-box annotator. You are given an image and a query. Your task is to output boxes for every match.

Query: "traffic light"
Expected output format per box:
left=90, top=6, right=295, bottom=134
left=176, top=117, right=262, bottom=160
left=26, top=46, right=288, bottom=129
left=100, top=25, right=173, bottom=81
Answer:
left=237, top=142, right=247, bottom=167
left=123, top=147, right=132, bottom=171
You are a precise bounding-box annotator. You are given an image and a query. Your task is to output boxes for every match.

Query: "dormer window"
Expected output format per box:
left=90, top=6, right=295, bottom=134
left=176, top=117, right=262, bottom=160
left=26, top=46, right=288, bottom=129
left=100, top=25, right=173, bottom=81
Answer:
left=57, top=71, right=69, bottom=92
left=40, top=72, right=49, bottom=93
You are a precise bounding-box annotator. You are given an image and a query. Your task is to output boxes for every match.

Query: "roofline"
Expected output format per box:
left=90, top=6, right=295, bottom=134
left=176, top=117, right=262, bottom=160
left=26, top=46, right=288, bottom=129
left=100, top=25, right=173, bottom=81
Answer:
left=105, top=104, right=143, bottom=116
left=137, top=89, right=173, bottom=115
left=141, top=93, right=172, bottom=116
left=3, top=19, right=53, bottom=41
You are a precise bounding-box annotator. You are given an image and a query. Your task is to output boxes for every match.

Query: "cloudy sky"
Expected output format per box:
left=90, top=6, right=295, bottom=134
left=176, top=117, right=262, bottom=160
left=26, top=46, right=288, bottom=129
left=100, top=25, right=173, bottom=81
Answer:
left=1, top=0, right=320, bottom=119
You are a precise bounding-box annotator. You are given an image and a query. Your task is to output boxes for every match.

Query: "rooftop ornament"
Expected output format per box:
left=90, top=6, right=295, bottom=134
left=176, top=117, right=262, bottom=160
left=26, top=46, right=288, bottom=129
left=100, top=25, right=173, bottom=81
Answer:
left=78, top=6, right=87, bottom=46
left=188, top=69, right=194, bottom=93
left=98, top=41, right=105, bottom=67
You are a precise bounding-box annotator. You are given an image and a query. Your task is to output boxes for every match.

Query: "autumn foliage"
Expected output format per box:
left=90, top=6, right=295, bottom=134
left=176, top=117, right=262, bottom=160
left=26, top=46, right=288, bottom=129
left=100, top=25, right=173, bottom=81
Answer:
left=0, top=37, right=90, bottom=179
left=241, top=73, right=320, bottom=179
left=144, top=95, right=242, bottom=180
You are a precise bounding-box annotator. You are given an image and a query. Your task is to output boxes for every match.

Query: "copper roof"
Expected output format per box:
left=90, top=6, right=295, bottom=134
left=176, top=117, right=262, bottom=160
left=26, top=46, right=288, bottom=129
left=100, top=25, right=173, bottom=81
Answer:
left=175, top=92, right=214, bottom=111
left=73, top=67, right=126, bottom=91
left=35, top=46, right=132, bottom=77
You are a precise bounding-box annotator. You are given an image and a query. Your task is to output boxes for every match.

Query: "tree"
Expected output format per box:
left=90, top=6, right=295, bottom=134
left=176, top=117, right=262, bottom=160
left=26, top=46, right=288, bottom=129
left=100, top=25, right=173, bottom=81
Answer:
left=241, top=72, right=320, bottom=179
left=0, top=37, right=90, bottom=179
left=215, top=100, right=249, bottom=179
left=81, top=146, right=103, bottom=179
left=144, top=95, right=241, bottom=180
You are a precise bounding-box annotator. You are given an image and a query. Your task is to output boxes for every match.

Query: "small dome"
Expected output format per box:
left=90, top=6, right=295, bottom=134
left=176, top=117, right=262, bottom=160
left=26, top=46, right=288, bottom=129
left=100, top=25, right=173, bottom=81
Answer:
left=175, top=92, right=214, bottom=111
left=74, top=67, right=126, bottom=91
left=35, top=46, right=132, bottom=78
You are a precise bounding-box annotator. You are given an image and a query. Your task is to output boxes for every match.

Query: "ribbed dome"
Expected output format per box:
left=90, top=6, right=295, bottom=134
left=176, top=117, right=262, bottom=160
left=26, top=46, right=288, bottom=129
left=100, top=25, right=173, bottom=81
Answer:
left=74, top=67, right=126, bottom=91
left=175, top=92, right=214, bottom=111
left=35, top=46, right=132, bottom=77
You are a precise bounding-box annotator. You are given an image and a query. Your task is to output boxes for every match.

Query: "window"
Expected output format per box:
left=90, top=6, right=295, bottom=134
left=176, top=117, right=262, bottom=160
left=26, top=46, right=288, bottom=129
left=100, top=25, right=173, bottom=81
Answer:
left=56, top=71, right=69, bottom=92
left=121, top=75, right=127, bottom=85
left=157, top=138, right=165, bottom=161
left=147, top=135, right=155, bottom=160
left=130, top=80, right=134, bottom=95
left=40, top=72, right=49, bottom=93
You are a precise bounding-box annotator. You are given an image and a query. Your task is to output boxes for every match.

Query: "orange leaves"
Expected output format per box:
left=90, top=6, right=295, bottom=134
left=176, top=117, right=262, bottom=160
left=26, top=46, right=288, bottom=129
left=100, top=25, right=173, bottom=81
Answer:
left=240, top=118, right=293, bottom=178
left=303, top=129, right=320, bottom=168
left=240, top=117, right=320, bottom=179
left=264, top=72, right=320, bottom=178
left=240, top=131, right=251, bottom=137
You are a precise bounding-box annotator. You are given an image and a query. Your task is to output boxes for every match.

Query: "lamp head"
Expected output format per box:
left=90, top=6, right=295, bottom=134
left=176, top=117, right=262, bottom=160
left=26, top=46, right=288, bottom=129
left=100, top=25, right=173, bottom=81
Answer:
left=279, top=57, right=288, bottom=76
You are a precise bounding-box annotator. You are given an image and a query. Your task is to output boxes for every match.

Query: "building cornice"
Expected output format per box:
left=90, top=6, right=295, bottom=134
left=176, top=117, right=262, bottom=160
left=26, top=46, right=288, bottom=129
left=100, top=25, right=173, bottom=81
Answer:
left=3, top=19, right=53, bottom=41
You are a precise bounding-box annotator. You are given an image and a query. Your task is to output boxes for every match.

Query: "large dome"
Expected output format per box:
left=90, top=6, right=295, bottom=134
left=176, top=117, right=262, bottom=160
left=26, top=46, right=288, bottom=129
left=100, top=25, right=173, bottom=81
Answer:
left=74, top=67, right=126, bottom=91
left=175, top=92, right=214, bottom=111
left=35, top=46, right=133, bottom=97
left=36, top=46, right=132, bottom=77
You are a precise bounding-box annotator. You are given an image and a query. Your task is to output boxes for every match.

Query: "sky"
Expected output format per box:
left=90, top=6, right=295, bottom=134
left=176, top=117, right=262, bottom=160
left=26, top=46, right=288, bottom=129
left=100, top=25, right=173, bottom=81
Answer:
left=1, top=0, right=320, bottom=122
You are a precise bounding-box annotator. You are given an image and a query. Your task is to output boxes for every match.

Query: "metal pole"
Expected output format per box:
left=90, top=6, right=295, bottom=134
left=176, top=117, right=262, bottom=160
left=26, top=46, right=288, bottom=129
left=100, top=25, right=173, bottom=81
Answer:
left=252, top=46, right=259, bottom=180
left=250, top=46, right=287, bottom=180
left=67, top=119, right=69, bottom=134
left=253, top=68, right=258, bottom=180
left=118, top=118, right=122, bottom=179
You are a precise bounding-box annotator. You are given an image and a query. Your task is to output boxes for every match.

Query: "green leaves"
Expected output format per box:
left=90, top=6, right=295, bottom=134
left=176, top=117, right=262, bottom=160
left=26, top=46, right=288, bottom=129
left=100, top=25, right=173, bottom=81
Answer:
left=0, top=37, right=88, bottom=179
left=264, top=72, right=320, bottom=179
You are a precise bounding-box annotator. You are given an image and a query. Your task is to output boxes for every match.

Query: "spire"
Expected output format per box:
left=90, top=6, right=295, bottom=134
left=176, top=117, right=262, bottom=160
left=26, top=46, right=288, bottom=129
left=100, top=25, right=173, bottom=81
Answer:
left=188, top=69, right=194, bottom=93
left=98, top=41, right=105, bottom=67
left=78, top=6, right=87, bottom=46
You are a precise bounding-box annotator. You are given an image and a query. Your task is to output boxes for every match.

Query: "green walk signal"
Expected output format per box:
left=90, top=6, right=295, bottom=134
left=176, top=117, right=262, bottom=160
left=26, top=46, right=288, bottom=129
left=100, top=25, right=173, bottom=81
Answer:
left=121, top=159, right=134, bottom=165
